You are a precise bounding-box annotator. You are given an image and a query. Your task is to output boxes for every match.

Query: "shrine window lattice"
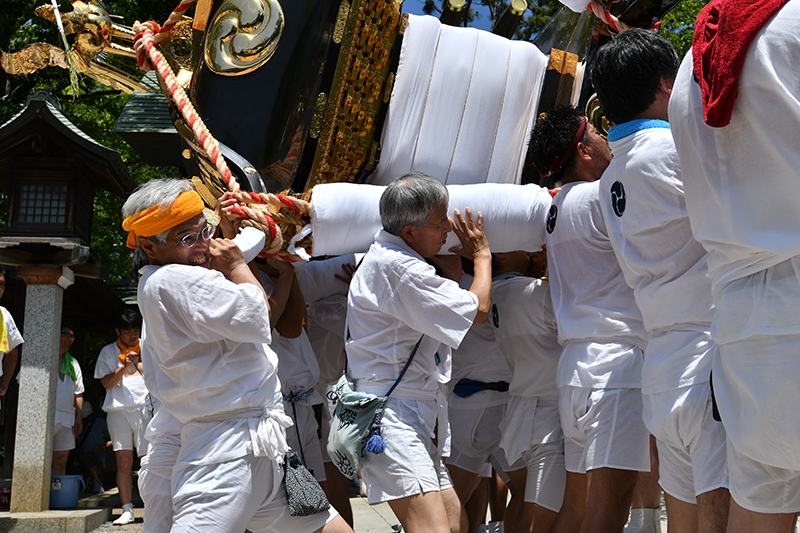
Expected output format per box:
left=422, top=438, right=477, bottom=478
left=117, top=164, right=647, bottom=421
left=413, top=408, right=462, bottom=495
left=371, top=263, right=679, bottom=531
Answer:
left=18, top=184, right=68, bottom=224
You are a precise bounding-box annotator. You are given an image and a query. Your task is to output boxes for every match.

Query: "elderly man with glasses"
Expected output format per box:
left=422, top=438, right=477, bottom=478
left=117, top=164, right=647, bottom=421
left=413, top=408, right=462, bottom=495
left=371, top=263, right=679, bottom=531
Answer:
left=122, top=178, right=354, bottom=533
left=345, top=172, right=492, bottom=533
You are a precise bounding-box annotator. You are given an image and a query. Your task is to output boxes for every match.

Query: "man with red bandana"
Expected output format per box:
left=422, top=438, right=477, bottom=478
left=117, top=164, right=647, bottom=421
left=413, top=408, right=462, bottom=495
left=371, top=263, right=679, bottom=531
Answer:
left=530, top=106, right=650, bottom=533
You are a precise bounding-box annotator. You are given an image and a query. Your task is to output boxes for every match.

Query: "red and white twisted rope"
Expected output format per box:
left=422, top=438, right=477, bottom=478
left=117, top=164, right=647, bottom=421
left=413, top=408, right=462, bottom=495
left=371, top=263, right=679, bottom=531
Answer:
left=231, top=191, right=311, bottom=214
left=586, top=0, right=661, bottom=33
left=227, top=204, right=284, bottom=256
left=153, top=0, right=196, bottom=46
left=587, top=0, right=634, bottom=32
left=133, top=19, right=239, bottom=193
left=131, top=1, right=312, bottom=258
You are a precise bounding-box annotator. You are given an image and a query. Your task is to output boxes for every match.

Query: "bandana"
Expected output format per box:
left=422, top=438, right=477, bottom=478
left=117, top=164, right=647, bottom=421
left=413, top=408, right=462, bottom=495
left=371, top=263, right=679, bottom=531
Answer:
left=122, top=190, right=205, bottom=249
left=117, top=338, right=141, bottom=363
left=537, top=116, right=588, bottom=178
left=60, top=352, right=78, bottom=382
left=692, top=0, right=790, bottom=127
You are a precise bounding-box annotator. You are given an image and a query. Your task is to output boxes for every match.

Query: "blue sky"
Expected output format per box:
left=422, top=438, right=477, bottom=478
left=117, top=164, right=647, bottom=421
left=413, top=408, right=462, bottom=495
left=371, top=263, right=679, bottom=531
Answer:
left=401, top=0, right=494, bottom=31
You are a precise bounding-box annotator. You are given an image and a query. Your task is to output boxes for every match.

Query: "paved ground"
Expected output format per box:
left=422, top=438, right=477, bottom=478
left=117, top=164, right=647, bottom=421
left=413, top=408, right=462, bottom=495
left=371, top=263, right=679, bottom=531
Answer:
left=88, top=487, right=671, bottom=533
left=89, top=490, right=402, bottom=532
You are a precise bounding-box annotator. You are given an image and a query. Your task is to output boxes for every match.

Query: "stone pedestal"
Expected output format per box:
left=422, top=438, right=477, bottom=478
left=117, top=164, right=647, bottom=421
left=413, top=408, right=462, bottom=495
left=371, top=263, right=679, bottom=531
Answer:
left=10, top=267, right=73, bottom=513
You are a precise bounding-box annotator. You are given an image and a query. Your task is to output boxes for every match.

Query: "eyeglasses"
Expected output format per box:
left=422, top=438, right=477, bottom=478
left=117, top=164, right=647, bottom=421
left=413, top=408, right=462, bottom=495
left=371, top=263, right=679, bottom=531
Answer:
left=167, top=224, right=216, bottom=248
left=61, top=332, right=75, bottom=340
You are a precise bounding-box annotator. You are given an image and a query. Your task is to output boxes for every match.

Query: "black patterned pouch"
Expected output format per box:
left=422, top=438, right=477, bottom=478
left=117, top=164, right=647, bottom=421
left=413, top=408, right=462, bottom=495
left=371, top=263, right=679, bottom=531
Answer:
left=283, top=451, right=330, bottom=516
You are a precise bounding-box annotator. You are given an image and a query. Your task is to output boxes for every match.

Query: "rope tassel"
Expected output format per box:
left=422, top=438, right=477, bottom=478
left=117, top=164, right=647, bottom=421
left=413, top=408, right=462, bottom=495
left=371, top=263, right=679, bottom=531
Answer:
left=364, top=399, right=387, bottom=454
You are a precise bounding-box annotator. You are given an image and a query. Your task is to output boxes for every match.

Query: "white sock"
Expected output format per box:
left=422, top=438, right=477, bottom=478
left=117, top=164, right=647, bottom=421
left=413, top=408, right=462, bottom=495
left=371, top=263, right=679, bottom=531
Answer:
left=623, top=508, right=644, bottom=533
left=641, top=507, right=661, bottom=533
left=122, top=503, right=133, bottom=512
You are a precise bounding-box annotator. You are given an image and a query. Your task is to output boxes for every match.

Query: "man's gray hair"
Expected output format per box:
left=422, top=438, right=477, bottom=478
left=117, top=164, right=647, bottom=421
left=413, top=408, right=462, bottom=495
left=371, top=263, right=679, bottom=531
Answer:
left=380, top=172, right=449, bottom=236
left=122, top=178, right=196, bottom=246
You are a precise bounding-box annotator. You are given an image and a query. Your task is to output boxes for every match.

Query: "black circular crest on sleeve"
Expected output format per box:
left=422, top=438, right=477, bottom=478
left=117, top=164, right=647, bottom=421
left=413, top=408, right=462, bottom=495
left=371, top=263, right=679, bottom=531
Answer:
left=546, top=204, right=558, bottom=234
left=610, top=181, right=626, bottom=217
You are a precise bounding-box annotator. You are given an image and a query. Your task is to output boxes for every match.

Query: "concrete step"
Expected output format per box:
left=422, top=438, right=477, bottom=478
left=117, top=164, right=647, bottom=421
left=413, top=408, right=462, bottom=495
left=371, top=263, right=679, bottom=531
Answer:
left=0, top=508, right=110, bottom=533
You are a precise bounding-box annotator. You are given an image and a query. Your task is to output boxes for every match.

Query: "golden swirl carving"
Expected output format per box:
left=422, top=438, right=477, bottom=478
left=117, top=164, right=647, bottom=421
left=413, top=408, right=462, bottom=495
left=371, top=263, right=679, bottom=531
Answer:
left=204, top=0, right=285, bottom=76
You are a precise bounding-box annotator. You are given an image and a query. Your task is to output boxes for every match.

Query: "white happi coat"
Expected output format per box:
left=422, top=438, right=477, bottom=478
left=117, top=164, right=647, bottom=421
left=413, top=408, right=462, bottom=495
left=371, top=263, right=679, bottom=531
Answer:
left=669, top=0, right=800, bottom=469
left=545, top=181, right=647, bottom=389
left=449, top=275, right=511, bottom=411
left=95, top=342, right=150, bottom=412
left=599, top=121, right=714, bottom=394
left=346, top=229, right=478, bottom=444
left=491, top=276, right=560, bottom=400
left=306, top=295, right=347, bottom=389
left=138, top=264, right=285, bottom=471
left=0, top=307, right=22, bottom=380
left=55, top=360, right=84, bottom=428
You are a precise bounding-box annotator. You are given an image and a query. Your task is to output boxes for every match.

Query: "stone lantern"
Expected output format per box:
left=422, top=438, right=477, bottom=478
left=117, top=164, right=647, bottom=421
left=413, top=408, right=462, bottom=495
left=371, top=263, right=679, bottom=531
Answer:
left=0, top=89, right=135, bottom=514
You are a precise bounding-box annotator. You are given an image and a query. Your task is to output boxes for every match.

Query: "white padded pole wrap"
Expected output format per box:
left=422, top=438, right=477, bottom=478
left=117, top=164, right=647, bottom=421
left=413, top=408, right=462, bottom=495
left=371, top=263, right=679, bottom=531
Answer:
left=371, top=15, right=548, bottom=186
left=232, top=226, right=267, bottom=264
left=298, top=254, right=358, bottom=304
left=310, top=183, right=552, bottom=256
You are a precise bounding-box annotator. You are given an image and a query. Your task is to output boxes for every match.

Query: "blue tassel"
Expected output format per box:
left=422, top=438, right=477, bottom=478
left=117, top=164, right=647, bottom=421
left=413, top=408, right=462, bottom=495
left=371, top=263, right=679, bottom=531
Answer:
left=365, top=433, right=386, bottom=453
left=365, top=403, right=387, bottom=454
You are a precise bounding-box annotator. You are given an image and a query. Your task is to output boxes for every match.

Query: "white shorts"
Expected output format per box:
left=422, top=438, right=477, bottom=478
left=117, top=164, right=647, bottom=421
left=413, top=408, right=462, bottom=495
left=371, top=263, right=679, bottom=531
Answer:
left=716, top=333, right=800, bottom=470
left=360, top=399, right=454, bottom=504
left=522, top=440, right=566, bottom=512
left=447, top=404, right=525, bottom=475
left=500, top=396, right=562, bottom=466
left=107, top=408, right=151, bottom=455
left=171, top=453, right=337, bottom=533
left=643, top=383, right=728, bottom=504
left=53, top=424, right=75, bottom=452
left=138, top=438, right=179, bottom=533
left=727, top=441, right=800, bottom=514
left=559, top=386, right=649, bottom=474
left=284, top=401, right=326, bottom=482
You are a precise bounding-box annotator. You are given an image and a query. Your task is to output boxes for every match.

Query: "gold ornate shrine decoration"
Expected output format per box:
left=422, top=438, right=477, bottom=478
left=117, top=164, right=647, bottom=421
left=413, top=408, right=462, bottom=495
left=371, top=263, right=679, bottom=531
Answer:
left=1, top=44, right=68, bottom=75
left=585, top=93, right=610, bottom=136
left=204, top=0, right=285, bottom=76
left=2, top=0, right=148, bottom=94
left=305, top=0, right=403, bottom=192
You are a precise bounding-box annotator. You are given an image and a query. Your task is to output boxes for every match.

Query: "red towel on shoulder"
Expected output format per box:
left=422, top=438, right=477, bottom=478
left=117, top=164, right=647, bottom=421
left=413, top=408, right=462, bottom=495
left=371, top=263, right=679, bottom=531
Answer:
left=692, top=0, right=789, bottom=127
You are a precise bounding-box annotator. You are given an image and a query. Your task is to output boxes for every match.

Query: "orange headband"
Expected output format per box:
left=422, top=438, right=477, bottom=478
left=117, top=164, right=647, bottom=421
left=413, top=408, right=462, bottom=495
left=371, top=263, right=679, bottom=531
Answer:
left=122, top=190, right=205, bottom=249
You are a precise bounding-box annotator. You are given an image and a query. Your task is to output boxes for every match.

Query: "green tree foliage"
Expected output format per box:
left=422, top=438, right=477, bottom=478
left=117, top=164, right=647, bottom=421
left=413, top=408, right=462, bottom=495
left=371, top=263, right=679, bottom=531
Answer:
left=1, top=0, right=180, bottom=282
left=660, top=0, right=709, bottom=59
left=417, top=0, right=708, bottom=58
left=421, top=0, right=562, bottom=40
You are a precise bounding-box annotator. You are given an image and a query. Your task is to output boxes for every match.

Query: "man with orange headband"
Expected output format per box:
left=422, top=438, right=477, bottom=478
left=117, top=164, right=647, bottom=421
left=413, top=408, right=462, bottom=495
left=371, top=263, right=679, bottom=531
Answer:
left=530, top=106, right=651, bottom=533
left=94, top=308, right=150, bottom=525
left=122, top=178, right=353, bottom=533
